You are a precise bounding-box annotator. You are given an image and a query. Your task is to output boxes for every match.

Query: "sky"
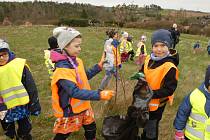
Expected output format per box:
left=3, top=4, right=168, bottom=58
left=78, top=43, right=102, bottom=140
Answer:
left=1, top=0, right=210, bottom=13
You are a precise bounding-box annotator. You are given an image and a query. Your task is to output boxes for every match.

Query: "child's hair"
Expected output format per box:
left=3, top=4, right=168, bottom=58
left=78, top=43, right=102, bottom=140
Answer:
left=48, top=36, right=58, bottom=50
left=127, top=36, right=132, bottom=42
left=106, top=29, right=118, bottom=38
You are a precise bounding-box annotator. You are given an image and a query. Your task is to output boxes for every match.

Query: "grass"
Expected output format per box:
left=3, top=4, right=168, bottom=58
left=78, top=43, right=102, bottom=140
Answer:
left=0, top=26, right=209, bottom=139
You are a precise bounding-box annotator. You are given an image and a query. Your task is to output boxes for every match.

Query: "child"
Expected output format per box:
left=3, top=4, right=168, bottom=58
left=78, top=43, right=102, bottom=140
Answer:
left=140, top=29, right=179, bottom=140
left=119, top=31, right=129, bottom=62
left=127, top=35, right=135, bottom=61
left=135, top=35, right=147, bottom=68
left=99, top=29, right=121, bottom=90
left=51, top=28, right=115, bottom=140
left=0, top=39, right=41, bottom=139
left=44, top=27, right=68, bottom=79
left=193, top=41, right=201, bottom=54
left=207, top=40, right=210, bottom=55
left=44, top=36, right=59, bottom=79
left=174, top=65, right=210, bottom=140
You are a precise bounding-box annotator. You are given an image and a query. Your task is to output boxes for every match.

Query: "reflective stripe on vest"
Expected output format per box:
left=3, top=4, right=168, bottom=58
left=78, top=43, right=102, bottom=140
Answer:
left=186, top=124, right=204, bottom=139
left=51, top=58, right=92, bottom=118
left=190, top=112, right=206, bottom=123
left=0, top=58, right=29, bottom=109
left=185, top=88, right=210, bottom=140
left=144, top=56, right=178, bottom=111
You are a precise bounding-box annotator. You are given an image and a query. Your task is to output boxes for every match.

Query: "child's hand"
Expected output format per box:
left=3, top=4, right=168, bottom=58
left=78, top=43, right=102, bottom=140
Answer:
left=175, top=130, right=185, bottom=140
left=98, top=52, right=106, bottom=69
left=100, top=90, right=115, bottom=100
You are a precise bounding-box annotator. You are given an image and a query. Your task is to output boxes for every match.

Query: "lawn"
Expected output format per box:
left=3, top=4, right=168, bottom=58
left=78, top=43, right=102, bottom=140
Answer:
left=0, top=26, right=209, bottom=139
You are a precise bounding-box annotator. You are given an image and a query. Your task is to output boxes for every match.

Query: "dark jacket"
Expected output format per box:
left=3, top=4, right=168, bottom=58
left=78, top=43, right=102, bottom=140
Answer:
left=55, top=59, right=102, bottom=117
left=174, top=83, right=210, bottom=130
left=22, top=66, right=41, bottom=115
left=169, top=27, right=180, bottom=44
left=141, top=49, right=179, bottom=99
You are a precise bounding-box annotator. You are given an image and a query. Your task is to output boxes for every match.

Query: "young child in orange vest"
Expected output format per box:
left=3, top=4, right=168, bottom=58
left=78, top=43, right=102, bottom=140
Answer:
left=140, top=29, right=179, bottom=140
left=0, top=39, right=41, bottom=140
left=51, top=27, right=114, bottom=140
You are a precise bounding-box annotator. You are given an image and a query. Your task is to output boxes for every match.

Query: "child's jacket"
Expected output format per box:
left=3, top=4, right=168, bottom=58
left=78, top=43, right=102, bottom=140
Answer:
left=51, top=52, right=101, bottom=118
left=0, top=57, right=41, bottom=122
left=142, top=49, right=179, bottom=111
left=174, top=84, right=210, bottom=139
left=103, top=39, right=121, bottom=70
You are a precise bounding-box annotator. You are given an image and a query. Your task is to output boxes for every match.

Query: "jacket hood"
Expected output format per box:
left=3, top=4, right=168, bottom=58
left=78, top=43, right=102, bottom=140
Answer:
left=50, top=50, right=67, bottom=63
left=167, top=49, right=179, bottom=66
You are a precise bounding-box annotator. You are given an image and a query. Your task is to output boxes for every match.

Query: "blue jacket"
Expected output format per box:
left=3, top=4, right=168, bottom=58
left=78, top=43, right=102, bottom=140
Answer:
left=174, top=83, right=210, bottom=130
left=55, top=59, right=101, bottom=116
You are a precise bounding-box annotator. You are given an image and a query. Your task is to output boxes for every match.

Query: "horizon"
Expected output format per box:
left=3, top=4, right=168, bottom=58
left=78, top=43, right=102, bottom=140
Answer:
left=0, top=0, right=210, bottom=13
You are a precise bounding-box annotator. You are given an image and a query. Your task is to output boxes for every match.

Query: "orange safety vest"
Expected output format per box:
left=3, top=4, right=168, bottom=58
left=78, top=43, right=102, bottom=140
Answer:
left=51, top=58, right=91, bottom=118
left=144, top=56, right=178, bottom=111
left=112, top=45, right=121, bottom=66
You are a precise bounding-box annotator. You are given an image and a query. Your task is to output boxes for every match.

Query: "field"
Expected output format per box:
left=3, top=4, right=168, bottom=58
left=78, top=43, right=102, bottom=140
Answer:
left=0, top=26, right=209, bottom=139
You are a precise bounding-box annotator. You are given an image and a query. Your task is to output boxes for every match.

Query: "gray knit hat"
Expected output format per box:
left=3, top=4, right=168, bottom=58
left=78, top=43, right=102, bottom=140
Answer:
left=54, top=28, right=81, bottom=50
left=0, top=39, right=10, bottom=51
left=151, top=29, right=173, bottom=48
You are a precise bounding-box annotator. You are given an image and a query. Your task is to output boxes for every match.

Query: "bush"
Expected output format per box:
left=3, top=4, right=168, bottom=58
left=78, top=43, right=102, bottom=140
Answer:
left=124, top=20, right=172, bottom=30
left=58, top=18, right=89, bottom=27
left=189, top=25, right=202, bottom=35
left=203, top=26, right=210, bottom=37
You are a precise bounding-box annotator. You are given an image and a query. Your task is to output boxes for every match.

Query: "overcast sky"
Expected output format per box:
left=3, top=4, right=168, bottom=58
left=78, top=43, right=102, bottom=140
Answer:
left=1, top=0, right=210, bottom=13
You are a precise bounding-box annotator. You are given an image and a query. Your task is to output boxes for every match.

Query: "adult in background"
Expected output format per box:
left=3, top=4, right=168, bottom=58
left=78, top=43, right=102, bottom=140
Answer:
left=169, top=23, right=180, bottom=49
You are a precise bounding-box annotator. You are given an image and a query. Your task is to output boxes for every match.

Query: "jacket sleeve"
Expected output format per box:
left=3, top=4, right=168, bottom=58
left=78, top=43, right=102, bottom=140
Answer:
left=21, top=65, right=41, bottom=116
left=152, top=68, right=178, bottom=99
left=85, top=64, right=102, bottom=80
left=57, top=79, right=100, bottom=100
left=174, top=94, right=192, bottom=130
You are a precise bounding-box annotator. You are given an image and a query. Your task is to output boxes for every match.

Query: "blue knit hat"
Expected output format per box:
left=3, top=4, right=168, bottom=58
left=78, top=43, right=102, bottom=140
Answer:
left=205, top=65, right=210, bottom=88
left=151, top=29, right=173, bottom=48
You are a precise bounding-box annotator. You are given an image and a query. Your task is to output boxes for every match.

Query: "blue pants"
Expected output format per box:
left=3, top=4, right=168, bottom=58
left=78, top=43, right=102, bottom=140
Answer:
left=0, top=117, right=32, bottom=139
left=99, top=67, right=117, bottom=90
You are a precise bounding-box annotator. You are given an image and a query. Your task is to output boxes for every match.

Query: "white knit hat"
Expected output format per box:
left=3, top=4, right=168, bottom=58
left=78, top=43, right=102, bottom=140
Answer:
left=53, top=27, right=81, bottom=50
left=0, top=39, right=10, bottom=51
left=122, top=32, right=128, bottom=38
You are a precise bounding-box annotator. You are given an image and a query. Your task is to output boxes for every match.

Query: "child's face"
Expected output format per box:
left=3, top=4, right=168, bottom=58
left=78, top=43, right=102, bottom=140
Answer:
left=64, top=38, right=82, bottom=57
left=152, top=42, right=169, bottom=57
left=208, top=86, right=210, bottom=92
left=113, top=33, right=119, bottom=40
left=0, top=51, right=9, bottom=66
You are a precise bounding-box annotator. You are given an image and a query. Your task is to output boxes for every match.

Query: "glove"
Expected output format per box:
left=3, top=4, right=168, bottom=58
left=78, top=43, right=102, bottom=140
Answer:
left=100, top=90, right=115, bottom=100
left=175, top=130, right=185, bottom=140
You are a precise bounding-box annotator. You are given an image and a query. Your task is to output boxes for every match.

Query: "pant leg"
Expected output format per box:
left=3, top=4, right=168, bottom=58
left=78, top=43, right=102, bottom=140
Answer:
left=99, top=70, right=113, bottom=90
left=17, top=117, right=32, bottom=140
left=83, top=122, right=96, bottom=140
left=53, top=133, right=71, bottom=140
left=141, top=105, right=166, bottom=140
left=128, top=50, right=135, bottom=61
left=0, top=120, right=16, bottom=139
